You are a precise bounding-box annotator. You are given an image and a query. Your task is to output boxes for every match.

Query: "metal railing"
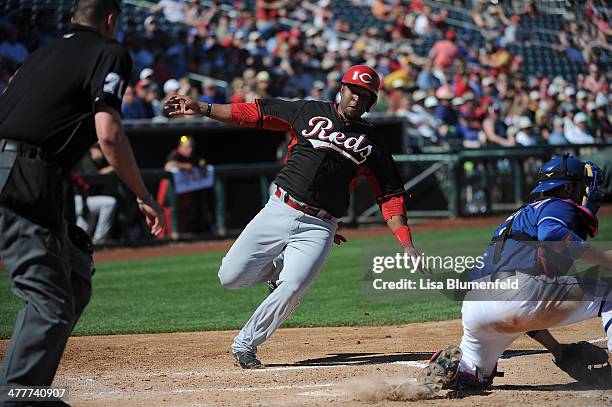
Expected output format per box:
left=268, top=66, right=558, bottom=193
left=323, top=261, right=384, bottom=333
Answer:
left=79, top=143, right=610, bottom=241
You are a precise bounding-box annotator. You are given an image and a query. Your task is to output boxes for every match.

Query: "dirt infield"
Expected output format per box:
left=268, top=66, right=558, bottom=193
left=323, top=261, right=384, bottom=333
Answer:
left=1, top=319, right=609, bottom=406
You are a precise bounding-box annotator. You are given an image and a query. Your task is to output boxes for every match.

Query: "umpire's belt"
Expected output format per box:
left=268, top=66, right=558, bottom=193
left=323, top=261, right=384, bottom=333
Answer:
left=0, top=139, right=50, bottom=161
left=275, top=187, right=333, bottom=220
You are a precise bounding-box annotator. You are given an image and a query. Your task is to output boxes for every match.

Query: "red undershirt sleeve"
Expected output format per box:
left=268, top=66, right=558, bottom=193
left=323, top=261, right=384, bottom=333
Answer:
left=229, top=103, right=292, bottom=131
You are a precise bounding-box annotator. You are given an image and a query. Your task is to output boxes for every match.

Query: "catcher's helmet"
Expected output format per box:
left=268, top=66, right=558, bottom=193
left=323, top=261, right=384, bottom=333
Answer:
left=531, top=154, right=587, bottom=194
left=341, top=65, right=380, bottom=111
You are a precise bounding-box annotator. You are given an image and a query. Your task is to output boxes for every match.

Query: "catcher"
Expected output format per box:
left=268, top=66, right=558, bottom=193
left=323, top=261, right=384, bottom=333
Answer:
left=420, top=154, right=612, bottom=393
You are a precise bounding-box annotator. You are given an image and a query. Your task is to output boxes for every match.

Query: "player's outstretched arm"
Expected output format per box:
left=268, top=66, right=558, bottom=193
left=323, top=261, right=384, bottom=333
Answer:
left=164, top=95, right=232, bottom=122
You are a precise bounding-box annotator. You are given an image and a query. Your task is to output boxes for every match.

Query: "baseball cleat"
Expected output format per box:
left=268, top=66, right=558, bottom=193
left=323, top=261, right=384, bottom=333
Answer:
left=233, top=351, right=264, bottom=369
left=419, top=345, right=463, bottom=392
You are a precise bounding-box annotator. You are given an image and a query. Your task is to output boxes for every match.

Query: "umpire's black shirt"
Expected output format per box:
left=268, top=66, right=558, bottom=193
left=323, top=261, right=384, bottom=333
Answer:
left=0, top=25, right=131, bottom=171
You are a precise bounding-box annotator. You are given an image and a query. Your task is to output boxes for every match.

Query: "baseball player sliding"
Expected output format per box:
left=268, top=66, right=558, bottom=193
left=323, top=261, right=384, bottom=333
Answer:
left=165, top=66, right=429, bottom=369
left=420, top=155, right=612, bottom=393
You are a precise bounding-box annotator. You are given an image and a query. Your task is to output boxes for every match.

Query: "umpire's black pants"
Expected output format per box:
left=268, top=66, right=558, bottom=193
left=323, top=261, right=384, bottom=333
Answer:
left=0, top=146, right=92, bottom=399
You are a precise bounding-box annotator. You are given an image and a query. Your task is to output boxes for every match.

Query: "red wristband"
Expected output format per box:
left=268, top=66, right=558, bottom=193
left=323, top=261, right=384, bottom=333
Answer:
left=394, top=225, right=413, bottom=248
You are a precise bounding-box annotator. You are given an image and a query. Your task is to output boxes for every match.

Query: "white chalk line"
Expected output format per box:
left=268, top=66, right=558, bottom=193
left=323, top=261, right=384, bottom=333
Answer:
left=62, top=361, right=414, bottom=382
left=75, top=383, right=336, bottom=399
left=392, top=361, right=428, bottom=368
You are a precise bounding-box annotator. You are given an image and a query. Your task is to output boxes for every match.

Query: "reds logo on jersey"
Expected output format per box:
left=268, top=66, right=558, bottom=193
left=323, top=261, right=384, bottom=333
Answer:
left=301, top=116, right=373, bottom=165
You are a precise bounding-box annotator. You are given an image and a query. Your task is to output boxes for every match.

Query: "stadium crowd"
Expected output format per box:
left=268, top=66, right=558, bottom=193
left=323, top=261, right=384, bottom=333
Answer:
left=0, top=0, right=610, bottom=149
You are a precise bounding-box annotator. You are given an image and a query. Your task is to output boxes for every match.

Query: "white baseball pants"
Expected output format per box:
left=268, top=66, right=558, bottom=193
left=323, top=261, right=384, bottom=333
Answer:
left=218, top=192, right=337, bottom=354
left=459, top=273, right=612, bottom=378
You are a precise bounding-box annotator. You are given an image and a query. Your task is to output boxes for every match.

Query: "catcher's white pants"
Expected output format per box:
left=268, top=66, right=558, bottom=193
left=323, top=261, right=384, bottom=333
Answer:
left=218, top=192, right=337, bottom=354
left=459, top=273, right=612, bottom=378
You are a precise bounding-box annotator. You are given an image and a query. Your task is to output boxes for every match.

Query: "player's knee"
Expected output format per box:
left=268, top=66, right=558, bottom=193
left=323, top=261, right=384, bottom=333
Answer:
left=218, top=265, right=242, bottom=288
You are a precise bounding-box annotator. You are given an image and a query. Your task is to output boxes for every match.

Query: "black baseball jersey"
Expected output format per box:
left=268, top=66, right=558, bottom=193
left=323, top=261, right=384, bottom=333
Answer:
left=0, top=25, right=131, bottom=171
left=256, top=98, right=405, bottom=217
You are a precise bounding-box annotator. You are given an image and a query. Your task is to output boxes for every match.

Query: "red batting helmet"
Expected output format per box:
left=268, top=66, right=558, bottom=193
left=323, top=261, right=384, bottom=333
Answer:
left=341, top=65, right=380, bottom=111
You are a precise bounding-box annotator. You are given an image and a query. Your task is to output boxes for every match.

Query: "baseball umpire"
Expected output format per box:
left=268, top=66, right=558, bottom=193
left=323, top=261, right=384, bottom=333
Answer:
left=419, top=155, right=612, bottom=393
left=165, top=65, right=430, bottom=369
left=0, top=0, right=166, bottom=402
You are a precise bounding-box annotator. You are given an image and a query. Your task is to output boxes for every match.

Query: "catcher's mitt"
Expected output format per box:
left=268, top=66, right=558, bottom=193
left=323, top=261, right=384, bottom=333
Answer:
left=554, top=341, right=611, bottom=387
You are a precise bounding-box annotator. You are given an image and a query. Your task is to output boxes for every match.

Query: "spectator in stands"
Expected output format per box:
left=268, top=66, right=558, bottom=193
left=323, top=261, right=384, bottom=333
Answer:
left=575, top=90, right=589, bottom=112
left=229, top=78, right=247, bottom=103
left=0, top=28, right=28, bottom=65
left=199, top=80, right=225, bottom=104
left=472, top=0, right=500, bottom=31
left=404, top=92, right=440, bottom=142
left=131, top=39, right=155, bottom=74
left=547, top=117, right=568, bottom=145
left=584, top=64, right=605, bottom=93
left=413, top=6, right=432, bottom=37
left=560, top=86, right=576, bottom=113
left=563, top=38, right=585, bottom=64
left=163, top=78, right=181, bottom=103
left=164, top=136, right=211, bottom=233
left=306, top=80, right=325, bottom=101
left=480, top=43, right=513, bottom=74
left=371, top=0, right=391, bottom=21
left=165, top=135, right=206, bottom=172
left=416, top=61, right=441, bottom=90
left=256, top=0, right=288, bottom=32
left=515, top=116, right=541, bottom=146
left=499, top=15, right=521, bottom=46
left=254, top=71, right=272, bottom=99
left=564, top=112, right=595, bottom=144
left=460, top=93, right=486, bottom=140
left=9, top=0, right=606, bottom=152
left=324, top=71, right=341, bottom=101
left=121, top=86, right=148, bottom=120
left=151, top=0, right=186, bottom=23
left=481, top=103, right=514, bottom=147
left=591, top=105, right=612, bottom=141
left=435, top=85, right=464, bottom=146
left=429, top=30, right=460, bottom=69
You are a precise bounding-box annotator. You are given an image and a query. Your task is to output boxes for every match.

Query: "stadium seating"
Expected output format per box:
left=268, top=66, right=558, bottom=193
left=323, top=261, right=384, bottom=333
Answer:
left=2, top=0, right=600, bottom=81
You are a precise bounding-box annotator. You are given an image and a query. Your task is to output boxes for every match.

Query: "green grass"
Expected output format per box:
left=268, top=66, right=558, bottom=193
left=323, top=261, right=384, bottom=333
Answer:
left=1, top=217, right=610, bottom=338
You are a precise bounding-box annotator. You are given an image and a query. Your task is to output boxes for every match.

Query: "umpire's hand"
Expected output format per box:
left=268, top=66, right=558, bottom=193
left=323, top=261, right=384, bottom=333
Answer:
left=137, top=195, right=167, bottom=237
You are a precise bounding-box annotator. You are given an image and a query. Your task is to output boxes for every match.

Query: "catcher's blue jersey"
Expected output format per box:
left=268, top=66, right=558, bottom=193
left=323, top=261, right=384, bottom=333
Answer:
left=469, top=198, right=589, bottom=280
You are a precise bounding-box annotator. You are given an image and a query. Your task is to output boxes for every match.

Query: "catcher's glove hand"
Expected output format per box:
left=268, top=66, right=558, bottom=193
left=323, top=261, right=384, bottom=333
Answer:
left=554, top=341, right=611, bottom=388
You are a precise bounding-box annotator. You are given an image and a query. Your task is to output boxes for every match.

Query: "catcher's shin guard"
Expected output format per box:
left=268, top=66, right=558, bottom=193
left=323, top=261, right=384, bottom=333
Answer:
left=419, top=345, right=463, bottom=392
